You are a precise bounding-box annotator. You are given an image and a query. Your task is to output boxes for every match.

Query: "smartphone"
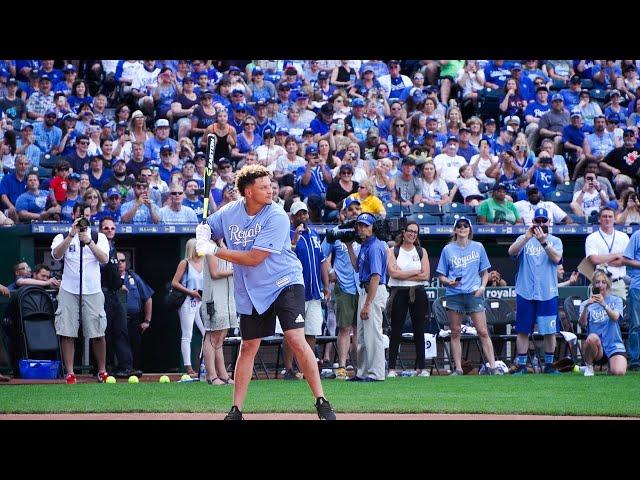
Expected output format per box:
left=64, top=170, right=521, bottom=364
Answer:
left=454, top=276, right=463, bottom=282
left=592, top=287, right=600, bottom=295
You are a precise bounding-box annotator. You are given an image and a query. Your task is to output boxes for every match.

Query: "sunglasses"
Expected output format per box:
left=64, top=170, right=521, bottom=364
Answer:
left=455, top=223, right=470, bottom=229
left=394, top=123, right=405, bottom=127
left=102, top=227, right=116, bottom=231
left=117, top=259, right=126, bottom=263
left=358, top=185, right=367, bottom=189
left=533, top=218, right=548, bottom=224
left=406, top=229, right=419, bottom=234
left=341, top=171, right=353, bottom=175
left=171, top=191, right=184, bottom=196
left=78, top=141, right=89, bottom=145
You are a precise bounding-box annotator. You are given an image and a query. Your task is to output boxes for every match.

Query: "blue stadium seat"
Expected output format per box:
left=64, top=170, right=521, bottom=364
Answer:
left=384, top=203, right=411, bottom=218
left=408, top=213, right=440, bottom=225
left=442, top=213, right=477, bottom=226
left=478, top=182, right=493, bottom=194
left=556, top=181, right=575, bottom=193
left=442, top=202, right=475, bottom=215
left=410, top=202, right=442, bottom=215
left=547, top=190, right=574, bottom=203
left=569, top=214, right=586, bottom=224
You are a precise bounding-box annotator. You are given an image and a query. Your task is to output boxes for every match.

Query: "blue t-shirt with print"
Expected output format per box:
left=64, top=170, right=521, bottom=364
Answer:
left=436, top=241, right=491, bottom=296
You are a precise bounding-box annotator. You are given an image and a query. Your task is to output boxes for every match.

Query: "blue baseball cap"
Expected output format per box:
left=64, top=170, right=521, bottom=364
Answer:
left=68, top=172, right=81, bottom=181
left=63, top=64, right=76, bottom=73
left=551, top=93, right=564, bottom=102
left=160, top=144, right=173, bottom=154
left=44, top=109, right=57, bottom=117
left=252, top=66, right=264, bottom=75
left=446, top=135, right=459, bottom=144
left=606, top=112, right=621, bottom=123
left=263, top=127, right=274, bottom=137
left=453, top=216, right=473, bottom=231
left=233, top=102, right=248, bottom=111
left=231, top=89, right=245, bottom=97
left=533, top=207, right=549, bottom=221
left=343, top=196, right=361, bottom=210
left=107, top=187, right=121, bottom=198
left=356, top=212, right=377, bottom=227
left=352, top=98, right=365, bottom=107
left=305, top=144, right=319, bottom=155
left=510, top=62, right=522, bottom=71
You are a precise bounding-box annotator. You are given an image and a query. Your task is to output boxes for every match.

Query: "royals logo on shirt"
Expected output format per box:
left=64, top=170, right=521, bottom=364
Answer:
left=228, top=223, right=262, bottom=247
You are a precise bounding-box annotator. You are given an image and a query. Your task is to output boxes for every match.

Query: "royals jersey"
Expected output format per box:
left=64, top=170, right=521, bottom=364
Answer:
left=207, top=199, right=303, bottom=315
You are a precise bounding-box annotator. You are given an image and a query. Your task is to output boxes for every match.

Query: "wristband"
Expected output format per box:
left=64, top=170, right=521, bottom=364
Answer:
left=541, top=242, right=548, bottom=248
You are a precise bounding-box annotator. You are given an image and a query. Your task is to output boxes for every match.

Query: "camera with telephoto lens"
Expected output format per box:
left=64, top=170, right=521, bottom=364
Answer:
left=325, top=216, right=407, bottom=244
left=76, top=217, right=91, bottom=231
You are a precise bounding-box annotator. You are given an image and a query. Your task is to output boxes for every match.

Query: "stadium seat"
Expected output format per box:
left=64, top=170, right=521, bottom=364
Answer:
left=442, top=213, right=477, bottom=226
left=581, top=79, right=593, bottom=89
left=385, top=203, right=411, bottom=218
left=39, top=154, right=61, bottom=169
left=478, top=182, right=493, bottom=194
left=477, top=88, right=502, bottom=123
left=442, top=203, right=475, bottom=215
left=410, top=202, right=442, bottom=215
left=548, top=190, right=574, bottom=203
left=569, top=214, right=586, bottom=224
left=408, top=213, right=439, bottom=225
left=589, top=88, right=607, bottom=104
left=556, top=181, right=575, bottom=193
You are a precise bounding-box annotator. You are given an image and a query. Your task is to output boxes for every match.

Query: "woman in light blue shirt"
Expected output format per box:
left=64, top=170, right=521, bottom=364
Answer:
left=436, top=217, right=502, bottom=376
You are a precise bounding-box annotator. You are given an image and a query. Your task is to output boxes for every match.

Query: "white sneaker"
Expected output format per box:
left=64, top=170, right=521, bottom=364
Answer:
left=387, top=370, right=398, bottom=378
left=582, top=365, right=594, bottom=377
left=417, top=370, right=430, bottom=377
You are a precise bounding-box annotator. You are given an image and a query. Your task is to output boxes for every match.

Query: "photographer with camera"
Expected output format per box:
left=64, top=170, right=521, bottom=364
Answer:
left=51, top=202, right=110, bottom=384
left=508, top=207, right=563, bottom=375
left=344, top=212, right=389, bottom=382
left=578, top=269, right=627, bottom=376
left=616, top=189, right=640, bottom=225
left=322, top=197, right=362, bottom=379
left=570, top=170, right=610, bottom=219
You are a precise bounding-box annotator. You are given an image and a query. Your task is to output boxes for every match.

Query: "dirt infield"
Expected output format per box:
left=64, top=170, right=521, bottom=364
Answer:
left=1, top=413, right=637, bottom=420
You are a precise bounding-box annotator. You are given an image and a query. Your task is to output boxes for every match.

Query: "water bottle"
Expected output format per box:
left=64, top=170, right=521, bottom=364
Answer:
left=199, top=361, right=207, bottom=382
left=532, top=355, right=540, bottom=374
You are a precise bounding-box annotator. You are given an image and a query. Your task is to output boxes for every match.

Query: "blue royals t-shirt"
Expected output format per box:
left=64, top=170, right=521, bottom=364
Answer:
left=207, top=200, right=303, bottom=315
left=436, top=241, right=491, bottom=295
left=579, top=295, right=625, bottom=356
left=513, top=234, right=563, bottom=301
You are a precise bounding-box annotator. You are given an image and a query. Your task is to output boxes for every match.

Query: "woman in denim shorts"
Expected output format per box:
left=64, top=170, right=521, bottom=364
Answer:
left=436, top=217, right=503, bottom=376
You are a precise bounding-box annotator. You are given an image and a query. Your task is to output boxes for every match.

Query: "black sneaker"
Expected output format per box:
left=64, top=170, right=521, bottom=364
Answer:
left=315, top=397, right=336, bottom=420
left=282, top=369, right=301, bottom=380
left=224, top=406, right=244, bottom=420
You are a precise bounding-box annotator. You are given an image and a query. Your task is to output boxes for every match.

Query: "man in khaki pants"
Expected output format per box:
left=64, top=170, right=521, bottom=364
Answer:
left=346, top=213, right=389, bottom=382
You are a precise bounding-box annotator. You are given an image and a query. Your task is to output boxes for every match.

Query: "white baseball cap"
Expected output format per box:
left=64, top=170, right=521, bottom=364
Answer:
left=290, top=201, right=308, bottom=216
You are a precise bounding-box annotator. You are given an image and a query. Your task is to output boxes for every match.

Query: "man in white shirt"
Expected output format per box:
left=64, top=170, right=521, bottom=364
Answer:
left=433, top=136, right=467, bottom=184
left=584, top=206, right=630, bottom=299
left=160, top=183, right=198, bottom=224
left=50, top=202, right=110, bottom=384
left=515, top=185, right=572, bottom=226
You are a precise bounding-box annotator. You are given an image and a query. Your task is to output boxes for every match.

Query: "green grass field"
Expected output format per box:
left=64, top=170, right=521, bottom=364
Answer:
left=2, top=373, right=639, bottom=417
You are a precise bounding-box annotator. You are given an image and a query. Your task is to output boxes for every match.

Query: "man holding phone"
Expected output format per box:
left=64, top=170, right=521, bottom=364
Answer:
left=120, top=176, right=161, bottom=224
left=508, top=207, right=564, bottom=375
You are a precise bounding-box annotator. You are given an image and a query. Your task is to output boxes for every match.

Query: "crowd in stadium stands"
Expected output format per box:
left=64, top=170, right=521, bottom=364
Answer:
left=2, top=60, right=640, bottom=379
left=0, top=59, right=638, bottom=227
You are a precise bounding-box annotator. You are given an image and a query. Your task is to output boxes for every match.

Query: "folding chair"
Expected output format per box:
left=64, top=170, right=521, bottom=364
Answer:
left=563, top=296, right=587, bottom=360
left=483, top=298, right=517, bottom=363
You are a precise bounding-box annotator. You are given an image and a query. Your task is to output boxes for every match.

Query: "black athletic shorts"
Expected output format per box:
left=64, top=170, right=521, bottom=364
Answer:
left=239, top=284, right=305, bottom=340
